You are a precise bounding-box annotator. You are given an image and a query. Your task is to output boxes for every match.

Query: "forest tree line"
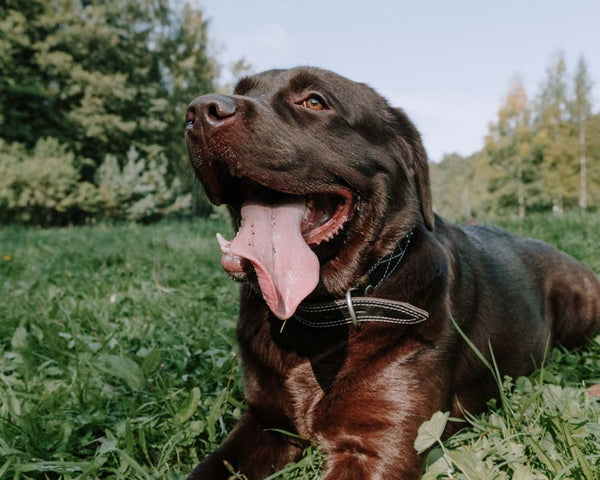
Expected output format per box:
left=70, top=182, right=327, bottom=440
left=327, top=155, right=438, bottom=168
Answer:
left=431, top=53, right=599, bottom=221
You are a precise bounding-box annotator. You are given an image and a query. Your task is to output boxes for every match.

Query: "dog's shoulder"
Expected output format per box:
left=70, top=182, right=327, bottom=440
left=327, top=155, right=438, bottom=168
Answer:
left=460, top=223, right=511, bottom=241
left=457, top=223, right=569, bottom=276
left=459, top=224, right=551, bottom=251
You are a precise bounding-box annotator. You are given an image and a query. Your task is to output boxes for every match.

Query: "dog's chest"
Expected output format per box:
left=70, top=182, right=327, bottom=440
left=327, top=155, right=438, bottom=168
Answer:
left=283, top=350, right=420, bottom=442
left=285, top=360, right=325, bottom=437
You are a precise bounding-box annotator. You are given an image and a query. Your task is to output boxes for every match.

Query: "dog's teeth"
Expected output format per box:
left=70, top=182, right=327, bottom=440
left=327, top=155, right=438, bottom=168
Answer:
left=230, top=271, right=247, bottom=281
left=303, top=198, right=313, bottom=222
left=216, top=233, right=232, bottom=253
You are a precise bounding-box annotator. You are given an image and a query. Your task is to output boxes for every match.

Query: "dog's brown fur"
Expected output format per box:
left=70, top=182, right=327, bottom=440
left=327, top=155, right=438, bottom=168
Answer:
left=185, top=67, right=600, bottom=479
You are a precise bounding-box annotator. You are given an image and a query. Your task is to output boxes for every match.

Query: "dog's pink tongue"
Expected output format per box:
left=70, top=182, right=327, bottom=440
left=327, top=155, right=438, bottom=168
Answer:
left=220, top=199, right=319, bottom=320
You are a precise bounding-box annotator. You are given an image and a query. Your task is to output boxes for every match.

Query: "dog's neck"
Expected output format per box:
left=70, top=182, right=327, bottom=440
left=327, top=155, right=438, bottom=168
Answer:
left=354, top=230, right=414, bottom=295
left=293, top=230, right=428, bottom=329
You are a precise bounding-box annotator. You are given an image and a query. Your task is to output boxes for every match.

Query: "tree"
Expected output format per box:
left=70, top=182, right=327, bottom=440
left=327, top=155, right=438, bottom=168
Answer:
left=430, top=152, right=491, bottom=221
left=485, top=77, right=537, bottom=218
left=0, top=0, right=72, bottom=148
left=583, top=113, right=600, bottom=207
left=433, top=54, right=598, bottom=218
left=0, top=0, right=217, bottom=223
left=533, top=52, right=577, bottom=213
left=571, top=56, right=593, bottom=209
left=157, top=2, right=218, bottom=215
left=0, top=0, right=215, bottom=178
left=430, top=153, right=470, bottom=220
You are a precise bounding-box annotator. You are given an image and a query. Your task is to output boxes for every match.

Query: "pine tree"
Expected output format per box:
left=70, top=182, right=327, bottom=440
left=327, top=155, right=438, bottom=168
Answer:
left=485, top=77, right=536, bottom=218
left=433, top=54, right=598, bottom=217
left=584, top=113, right=600, bottom=207
left=571, top=56, right=593, bottom=209
left=533, top=52, right=577, bottom=213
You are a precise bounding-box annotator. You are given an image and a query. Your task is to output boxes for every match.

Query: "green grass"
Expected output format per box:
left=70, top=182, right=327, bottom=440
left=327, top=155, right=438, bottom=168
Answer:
left=1, top=219, right=242, bottom=479
left=1, top=212, right=600, bottom=479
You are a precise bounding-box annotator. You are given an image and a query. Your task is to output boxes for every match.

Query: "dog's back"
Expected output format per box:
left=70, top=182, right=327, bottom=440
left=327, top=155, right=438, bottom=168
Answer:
left=461, top=223, right=600, bottom=349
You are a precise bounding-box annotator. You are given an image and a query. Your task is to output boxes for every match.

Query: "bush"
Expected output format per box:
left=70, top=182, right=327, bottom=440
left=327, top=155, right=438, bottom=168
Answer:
left=96, top=146, right=191, bottom=222
left=0, top=138, right=194, bottom=225
left=0, top=138, right=98, bottom=225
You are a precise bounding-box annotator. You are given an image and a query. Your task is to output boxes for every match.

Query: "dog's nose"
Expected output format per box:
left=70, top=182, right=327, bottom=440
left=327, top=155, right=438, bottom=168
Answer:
left=186, top=94, right=237, bottom=135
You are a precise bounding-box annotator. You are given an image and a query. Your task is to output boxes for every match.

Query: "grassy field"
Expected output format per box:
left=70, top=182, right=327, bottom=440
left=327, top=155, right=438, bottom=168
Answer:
left=1, top=213, right=600, bottom=479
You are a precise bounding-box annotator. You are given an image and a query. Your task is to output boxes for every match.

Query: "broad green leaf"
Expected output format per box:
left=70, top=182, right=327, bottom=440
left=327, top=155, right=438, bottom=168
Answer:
left=421, top=449, right=452, bottom=480
left=98, top=354, right=145, bottom=390
left=207, top=388, right=228, bottom=445
left=414, top=411, right=449, bottom=454
left=97, top=438, right=117, bottom=456
left=185, top=420, right=205, bottom=437
left=141, top=349, right=161, bottom=376
left=10, top=325, right=27, bottom=350
left=175, top=387, right=201, bottom=424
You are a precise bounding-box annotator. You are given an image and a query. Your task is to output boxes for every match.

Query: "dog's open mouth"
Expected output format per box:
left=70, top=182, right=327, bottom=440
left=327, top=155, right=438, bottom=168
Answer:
left=301, top=190, right=354, bottom=244
left=213, top=177, right=353, bottom=320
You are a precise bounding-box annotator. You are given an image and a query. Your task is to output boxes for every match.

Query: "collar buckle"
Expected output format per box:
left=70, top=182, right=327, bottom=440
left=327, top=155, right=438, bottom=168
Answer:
left=345, top=290, right=360, bottom=329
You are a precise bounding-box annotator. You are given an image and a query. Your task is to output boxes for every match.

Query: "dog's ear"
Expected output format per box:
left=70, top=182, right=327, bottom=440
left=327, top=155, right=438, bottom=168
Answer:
left=392, top=108, right=435, bottom=231
left=411, top=136, right=435, bottom=231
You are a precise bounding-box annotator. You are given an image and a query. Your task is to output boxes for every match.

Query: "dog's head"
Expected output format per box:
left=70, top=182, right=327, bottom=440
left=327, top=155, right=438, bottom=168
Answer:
left=186, top=67, right=433, bottom=319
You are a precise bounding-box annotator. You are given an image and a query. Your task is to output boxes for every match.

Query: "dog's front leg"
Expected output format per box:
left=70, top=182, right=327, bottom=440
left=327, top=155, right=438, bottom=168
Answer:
left=322, top=449, right=424, bottom=480
left=187, top=411, right=303, bottom=480
left=319, top=427, right=427, bottom=480
left=315, top=362, right=448, bottom=480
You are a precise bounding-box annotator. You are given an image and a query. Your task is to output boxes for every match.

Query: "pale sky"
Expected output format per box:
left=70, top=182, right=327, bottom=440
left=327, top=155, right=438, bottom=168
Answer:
left=197, top=0, right=600, bottom=162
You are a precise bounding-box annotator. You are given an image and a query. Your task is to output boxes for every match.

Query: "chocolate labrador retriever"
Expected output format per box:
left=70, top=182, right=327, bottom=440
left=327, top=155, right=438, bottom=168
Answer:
left=184, top=67, right=600, bottom=479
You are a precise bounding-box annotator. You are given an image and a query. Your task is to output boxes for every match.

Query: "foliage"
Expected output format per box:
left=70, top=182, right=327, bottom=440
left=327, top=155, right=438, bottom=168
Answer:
left=96, top=147, right=191, bottom=222
left=0, top=138, right=191, bottom=224
left=430, top=153, right=476, bottom=221
left=485, top=77, right=537, bottom=217
left=1, top=214, right=600, bottom=478
left=534, top=52, right=578, bottom=213
left=420, top=369, right=600, bottom=480
left=0, top=138, right=97, bottom=225
left=572, top=57, right=594, bottom=210
left=0, top=0, right=216, bottom=224
left=418, top=315, right=600, bottom=479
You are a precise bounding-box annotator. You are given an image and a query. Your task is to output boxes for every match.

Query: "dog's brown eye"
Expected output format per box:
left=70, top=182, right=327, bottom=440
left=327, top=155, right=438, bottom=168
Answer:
left=302, top=96, right=325, bottom=111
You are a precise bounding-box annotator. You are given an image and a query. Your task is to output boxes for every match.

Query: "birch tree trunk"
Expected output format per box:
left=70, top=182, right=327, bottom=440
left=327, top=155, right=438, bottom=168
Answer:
left=517, top=155, right=525, bottom=219
left=579, top=123, right=587, bottom=210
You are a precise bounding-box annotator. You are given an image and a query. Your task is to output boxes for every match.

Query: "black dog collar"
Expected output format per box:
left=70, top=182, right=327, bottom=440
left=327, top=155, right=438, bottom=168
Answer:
left=357, top=230, right=413, bottom=295
left=294, top=295, right=428, bottom=329
left=294, top=231, right=429, bottom=328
